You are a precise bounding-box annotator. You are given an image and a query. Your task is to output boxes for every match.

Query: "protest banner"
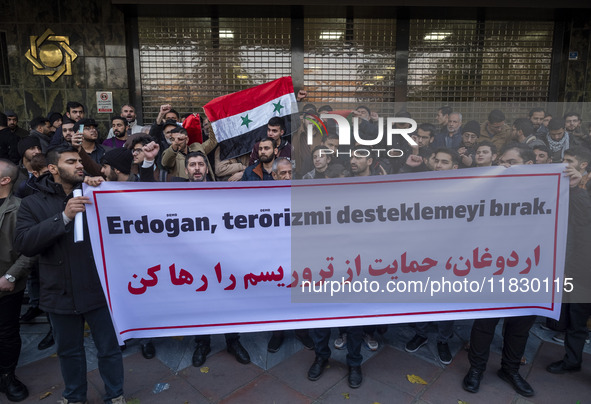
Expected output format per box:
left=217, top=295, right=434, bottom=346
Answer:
left=84, top=164, right=569, bottom=343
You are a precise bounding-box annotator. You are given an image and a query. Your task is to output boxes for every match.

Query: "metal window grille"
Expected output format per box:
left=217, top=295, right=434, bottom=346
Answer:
left=138, top=17, right=291, bottom=122
left=303, top=18, right=396, bottom=108
left=407, top=19, right=553, bottom=123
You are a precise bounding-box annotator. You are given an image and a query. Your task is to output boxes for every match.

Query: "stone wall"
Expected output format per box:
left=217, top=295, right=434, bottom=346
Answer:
left=0, top=0, right=129, bottom=136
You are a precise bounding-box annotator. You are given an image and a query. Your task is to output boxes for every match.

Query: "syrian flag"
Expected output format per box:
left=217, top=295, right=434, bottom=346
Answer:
left=203, top=77, right=297, bottom=160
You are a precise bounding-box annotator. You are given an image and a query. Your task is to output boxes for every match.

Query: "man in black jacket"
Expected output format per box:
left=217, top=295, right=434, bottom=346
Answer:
left=14, top=144, right=125, bottom=404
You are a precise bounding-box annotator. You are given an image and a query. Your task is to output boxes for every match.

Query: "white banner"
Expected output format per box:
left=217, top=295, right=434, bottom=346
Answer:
left=84, top=165, right=569, bottom=342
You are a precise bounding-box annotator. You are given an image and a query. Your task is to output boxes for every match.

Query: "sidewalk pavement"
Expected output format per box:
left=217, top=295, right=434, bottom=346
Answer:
left=5, top=318, right=591, bottom=404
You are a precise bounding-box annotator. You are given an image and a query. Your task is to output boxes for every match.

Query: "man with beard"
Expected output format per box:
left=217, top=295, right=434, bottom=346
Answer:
left=106, top=105, right=148, bottom=139
left=529, top=107, right=548, bottom=138
left=350, top=151, right=373, bottom=177
left=14, top=144, right=125, bottom=404
left=433, top=112, right=463, bottom=149
left=100, top=148, right=134, bottom=182
left=5, top=110, right=29, bottom=140
left=161, top=126, right=216, bottom=180
left=74, top=118, right=105, bottom=165
left=242, top=138, right=277, bottom=181
left=102, top=116, right=129, bottom=149
left=54, top=118, right=77, bottom=148
left=0, top=113, right=19, bottom=164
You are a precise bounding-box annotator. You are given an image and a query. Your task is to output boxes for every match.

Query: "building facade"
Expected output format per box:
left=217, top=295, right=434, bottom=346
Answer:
left=0, top=0, right=589, bottom=132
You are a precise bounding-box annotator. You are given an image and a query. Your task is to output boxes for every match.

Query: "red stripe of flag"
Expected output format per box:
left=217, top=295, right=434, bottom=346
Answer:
left=204, top=76, right=295, bottom=122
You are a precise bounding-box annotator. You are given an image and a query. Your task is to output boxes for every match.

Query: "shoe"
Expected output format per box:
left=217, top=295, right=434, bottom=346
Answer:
left=546, top=360, right=581, bottom=374
left=437, top=342, right=452, bottom=365
left=119, top=342, right=127, bottom=352
left=552, top=332, right=565, bottom=344
left=141, top=341, right=155, bottom=359
left=363, top=333, right=378, bottom=351
left=267, top=332, right=284, bottom=353
left=348, top=366, right=362, bottom=388
left=295, top=332, right=314, bottom=350
left=497, top=369, right=534, bottom=397
left=110, top=396, right=126, bottom=404
left=334, top=333, right=347, bottom=349
left=20, top=306, right=43, bottom=322
left=192, top=342, right=211, bottom=367
left=462, top=368, right=483, bottom=393
left=37, top=329, right=55, bottom=350
left=307, top=357, right=329, bottom=381
left=405, top=334, right=428, bottom=353
left=0, top=372, right=29, bottom=402
left=227, top=340, right=250, bottom=364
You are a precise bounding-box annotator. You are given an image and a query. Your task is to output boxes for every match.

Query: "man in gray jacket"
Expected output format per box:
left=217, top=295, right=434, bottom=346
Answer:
left=0, top=158, right=36, bottom=402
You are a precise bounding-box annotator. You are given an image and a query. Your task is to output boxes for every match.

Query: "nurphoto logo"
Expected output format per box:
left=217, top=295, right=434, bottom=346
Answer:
left=306, top=113, right=418, bottom=158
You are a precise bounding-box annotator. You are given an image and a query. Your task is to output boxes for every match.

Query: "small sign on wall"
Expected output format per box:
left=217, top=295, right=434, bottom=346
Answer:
left=569, top=51, right=579, bottom=61
left=96, top=91, right=113, bottom=113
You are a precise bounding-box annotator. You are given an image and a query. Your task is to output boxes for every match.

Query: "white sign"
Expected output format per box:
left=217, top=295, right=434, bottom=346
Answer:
left=96, top=91, right=113, bottom=114
left=83, top=165, right=569, bottom=343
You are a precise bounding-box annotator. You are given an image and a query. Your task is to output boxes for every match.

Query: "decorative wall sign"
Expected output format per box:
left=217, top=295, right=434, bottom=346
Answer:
left=25, top=29, right=77, bottom=82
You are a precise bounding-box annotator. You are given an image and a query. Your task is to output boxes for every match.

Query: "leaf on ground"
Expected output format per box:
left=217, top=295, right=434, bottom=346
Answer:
left=407, top=374, right=428, bottom=385
left=50, top=353, right=57, bottom=358
left=342, top=392, right=350, bottom=399
left=172, top=336, right=184, bottom=341
left=200, top=366, right=209, bottom=373
left=39, top=391, right=52, bottom=400
left=458, top=400, right=470, bottom=404
left=127, top=399, right=141, bottom=404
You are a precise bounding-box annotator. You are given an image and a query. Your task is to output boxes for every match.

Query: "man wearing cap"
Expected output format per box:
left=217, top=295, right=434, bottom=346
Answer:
left=5, top=110, right=28, bottom=140
left=457, top=120, right=480, bottom=168
left=47, top=112, right=62, bottom=137
left=13, top=136, right=42, bottom=197
left=74, top=118, right=105, bottom=165
left=101, top=148, right=134, bottom=182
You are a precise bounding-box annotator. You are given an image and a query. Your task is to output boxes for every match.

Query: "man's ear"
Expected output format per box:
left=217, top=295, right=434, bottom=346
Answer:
left=48, top=163, right=59, bottom=176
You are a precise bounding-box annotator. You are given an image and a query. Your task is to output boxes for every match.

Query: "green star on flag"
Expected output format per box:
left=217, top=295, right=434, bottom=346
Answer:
left=272, top=101, right=284, bottom=114
left=240, top=114, right=253, bottom=128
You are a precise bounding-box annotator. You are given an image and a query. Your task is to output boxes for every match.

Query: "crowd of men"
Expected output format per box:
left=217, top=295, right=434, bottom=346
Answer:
left=0, top=97, right=590, bottom=403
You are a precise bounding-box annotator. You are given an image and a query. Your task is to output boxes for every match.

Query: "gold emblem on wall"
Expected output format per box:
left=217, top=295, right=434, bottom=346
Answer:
left=25, top=29, right=77, bottom=82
